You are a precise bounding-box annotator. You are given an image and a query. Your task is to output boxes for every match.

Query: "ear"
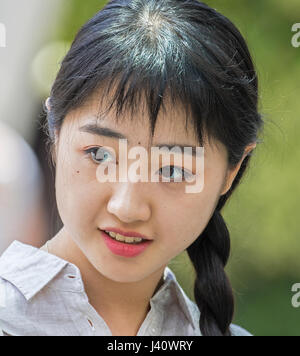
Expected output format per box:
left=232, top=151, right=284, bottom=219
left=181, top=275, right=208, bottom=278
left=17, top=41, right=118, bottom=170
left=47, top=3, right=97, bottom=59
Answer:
left=220, top=143, right=257, bottom=196
left=45, top=97, right=51, bottom=112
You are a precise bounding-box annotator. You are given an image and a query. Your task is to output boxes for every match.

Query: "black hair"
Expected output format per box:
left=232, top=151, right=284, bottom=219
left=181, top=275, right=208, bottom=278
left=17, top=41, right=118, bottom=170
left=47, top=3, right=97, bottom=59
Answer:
left=45, top=0, right=264, bottom=336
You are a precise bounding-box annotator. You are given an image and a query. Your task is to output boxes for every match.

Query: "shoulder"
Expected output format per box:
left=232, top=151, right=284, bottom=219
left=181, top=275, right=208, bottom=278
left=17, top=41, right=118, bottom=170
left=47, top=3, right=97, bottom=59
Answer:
left=0, top=276, right=21, bottom=336
left=0, top=241, right=71, bottom=336
left=185, top=298, right=252, bottom=336
left=163, top=267, right=252, bottom=336
left=229, top=323, right=253, bottom=336
left=0, top=273, right=33, bottom=336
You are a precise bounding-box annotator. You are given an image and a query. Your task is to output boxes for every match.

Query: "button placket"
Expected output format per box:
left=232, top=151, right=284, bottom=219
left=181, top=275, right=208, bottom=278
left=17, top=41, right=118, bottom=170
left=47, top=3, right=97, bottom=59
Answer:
left=145, top=302, right=163, bottom=336
left=150, top=327, right=157, bottom=335
left=82, top=301, right=113, bottom=336
left=86, top=317, right=96, bottom=332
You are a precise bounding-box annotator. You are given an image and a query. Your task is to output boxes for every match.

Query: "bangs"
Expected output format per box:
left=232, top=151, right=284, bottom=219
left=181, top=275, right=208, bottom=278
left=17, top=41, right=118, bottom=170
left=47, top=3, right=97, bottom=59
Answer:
left=49, top=0, right=261, bottom=166
left=90, top=66, right=208, bottom=147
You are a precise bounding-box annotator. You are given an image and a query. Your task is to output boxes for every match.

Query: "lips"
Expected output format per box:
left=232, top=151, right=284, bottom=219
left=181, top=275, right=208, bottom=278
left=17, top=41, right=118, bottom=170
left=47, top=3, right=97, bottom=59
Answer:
left=100, top=229, right=152, bottom=258
left=101, top=227, right=152, bottom=240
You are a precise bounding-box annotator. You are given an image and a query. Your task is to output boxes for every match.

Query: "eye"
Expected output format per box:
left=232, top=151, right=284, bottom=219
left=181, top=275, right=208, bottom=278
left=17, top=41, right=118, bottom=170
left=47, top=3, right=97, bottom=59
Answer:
left=84, top=147, right=116, bottom=165
left=158, top=165, right=193, bottom=183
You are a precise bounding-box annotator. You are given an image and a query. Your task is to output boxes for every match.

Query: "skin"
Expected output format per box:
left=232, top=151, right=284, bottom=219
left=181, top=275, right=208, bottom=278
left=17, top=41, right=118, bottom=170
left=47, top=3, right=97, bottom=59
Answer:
left=41, top=91, right=256, bottom=336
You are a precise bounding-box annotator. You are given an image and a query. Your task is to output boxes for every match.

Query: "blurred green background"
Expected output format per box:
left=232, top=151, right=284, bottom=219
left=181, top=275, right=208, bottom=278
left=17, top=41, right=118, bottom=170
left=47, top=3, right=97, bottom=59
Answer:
left=34, top=0, right=300, bottom=336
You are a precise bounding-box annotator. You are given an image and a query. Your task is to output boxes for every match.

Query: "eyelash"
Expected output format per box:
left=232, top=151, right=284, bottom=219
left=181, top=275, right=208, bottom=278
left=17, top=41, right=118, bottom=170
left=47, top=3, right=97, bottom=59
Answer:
left=83, top=146, right=194, bottom=183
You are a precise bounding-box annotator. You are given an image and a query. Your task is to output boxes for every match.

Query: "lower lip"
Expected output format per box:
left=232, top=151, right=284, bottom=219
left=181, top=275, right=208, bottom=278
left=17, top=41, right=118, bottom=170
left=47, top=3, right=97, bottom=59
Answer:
left=100, top=230, right=152, bottom=258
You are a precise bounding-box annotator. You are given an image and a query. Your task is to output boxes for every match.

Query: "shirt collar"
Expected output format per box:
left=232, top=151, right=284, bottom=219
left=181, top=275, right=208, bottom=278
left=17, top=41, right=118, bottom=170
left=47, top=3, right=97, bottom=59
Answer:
left=0, top=240, right=68, bottom=300
left=154, top=266, right=198, bottom=330
left=0, top=240, right=198, bottom=330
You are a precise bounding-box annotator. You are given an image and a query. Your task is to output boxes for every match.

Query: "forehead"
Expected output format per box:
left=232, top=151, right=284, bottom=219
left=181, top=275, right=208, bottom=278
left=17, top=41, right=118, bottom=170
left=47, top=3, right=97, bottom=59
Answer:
left=60, top=89, right=227, bottom=160
left=63, top=90, right=196, bottom=141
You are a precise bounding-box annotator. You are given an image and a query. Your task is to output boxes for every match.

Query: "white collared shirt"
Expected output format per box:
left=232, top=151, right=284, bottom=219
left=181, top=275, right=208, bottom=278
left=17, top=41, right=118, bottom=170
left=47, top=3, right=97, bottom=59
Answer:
left=0, top=240, right=252, bottom=336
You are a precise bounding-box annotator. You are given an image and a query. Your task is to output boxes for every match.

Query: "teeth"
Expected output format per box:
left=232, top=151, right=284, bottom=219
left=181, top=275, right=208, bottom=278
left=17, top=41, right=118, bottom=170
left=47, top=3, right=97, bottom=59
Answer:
left=124, top=236, right=134, bottom=243
left=105, top=231, right=143, bottom=244
left=115, top=233, right=125, bottom=242
left=132, top=237, right=143, bottom=243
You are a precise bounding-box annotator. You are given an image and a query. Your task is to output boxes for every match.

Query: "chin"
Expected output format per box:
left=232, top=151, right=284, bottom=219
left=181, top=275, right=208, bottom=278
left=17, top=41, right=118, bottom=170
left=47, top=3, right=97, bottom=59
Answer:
left=95, top=264, right=148, bottom=283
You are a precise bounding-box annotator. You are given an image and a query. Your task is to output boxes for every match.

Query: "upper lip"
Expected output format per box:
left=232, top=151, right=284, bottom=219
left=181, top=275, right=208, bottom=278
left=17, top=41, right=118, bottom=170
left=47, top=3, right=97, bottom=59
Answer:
left=101, top=227, right=152, bottom=240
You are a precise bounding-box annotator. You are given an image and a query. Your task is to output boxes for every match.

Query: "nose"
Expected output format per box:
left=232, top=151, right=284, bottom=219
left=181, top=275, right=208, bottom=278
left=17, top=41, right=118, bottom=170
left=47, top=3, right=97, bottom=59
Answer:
left=107, top=182, right=151, bottom=224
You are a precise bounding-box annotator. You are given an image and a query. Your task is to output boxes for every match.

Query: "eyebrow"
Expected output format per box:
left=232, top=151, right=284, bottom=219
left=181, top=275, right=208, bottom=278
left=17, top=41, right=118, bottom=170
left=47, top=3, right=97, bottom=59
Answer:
left=79, top=123, right=200, bottom=157
left=79, top=123, right=127, bottom=140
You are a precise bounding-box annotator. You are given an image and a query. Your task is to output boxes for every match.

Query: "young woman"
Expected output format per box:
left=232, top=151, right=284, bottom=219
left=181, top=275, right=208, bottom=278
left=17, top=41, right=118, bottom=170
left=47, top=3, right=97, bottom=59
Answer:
left=0, top=0, right=263, bottom=336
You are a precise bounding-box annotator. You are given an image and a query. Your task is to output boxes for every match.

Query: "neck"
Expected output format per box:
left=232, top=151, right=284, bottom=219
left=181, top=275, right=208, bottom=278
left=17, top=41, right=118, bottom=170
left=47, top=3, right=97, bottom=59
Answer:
left=47, top=228, right=166, bottom=335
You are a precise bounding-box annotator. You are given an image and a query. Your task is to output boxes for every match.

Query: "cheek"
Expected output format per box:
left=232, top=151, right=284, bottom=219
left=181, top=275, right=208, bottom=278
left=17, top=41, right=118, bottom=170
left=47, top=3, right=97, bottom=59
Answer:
left=55, top=156, right=105, bottom=229
left=159, top=182, right=221, bottom=251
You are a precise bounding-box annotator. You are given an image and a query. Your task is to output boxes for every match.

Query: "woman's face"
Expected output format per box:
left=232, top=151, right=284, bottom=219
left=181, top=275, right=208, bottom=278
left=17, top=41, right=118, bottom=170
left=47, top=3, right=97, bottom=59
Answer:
left=54, top=91, right=235, bottom=283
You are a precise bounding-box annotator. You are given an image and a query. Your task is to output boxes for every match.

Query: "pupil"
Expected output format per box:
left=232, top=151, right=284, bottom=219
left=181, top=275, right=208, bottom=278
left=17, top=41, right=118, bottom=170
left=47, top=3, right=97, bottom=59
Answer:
left=162, top=166, right=174, bottom=177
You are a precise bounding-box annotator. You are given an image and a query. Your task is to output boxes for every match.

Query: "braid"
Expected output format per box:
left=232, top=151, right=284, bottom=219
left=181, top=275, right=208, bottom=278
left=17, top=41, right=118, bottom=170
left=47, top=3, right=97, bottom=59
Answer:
left=186, top=155, right=252, bottom=336
left=187, top=208, right=234, bottom=336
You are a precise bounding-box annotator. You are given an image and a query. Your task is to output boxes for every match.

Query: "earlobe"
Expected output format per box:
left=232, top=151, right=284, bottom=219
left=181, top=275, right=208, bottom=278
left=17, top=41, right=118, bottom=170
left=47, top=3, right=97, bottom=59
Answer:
left=220, top=164, right=241, bottom=196
left=220, top=142, right=257, bottom=196
left=45, top=97, right=51, bottom=112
